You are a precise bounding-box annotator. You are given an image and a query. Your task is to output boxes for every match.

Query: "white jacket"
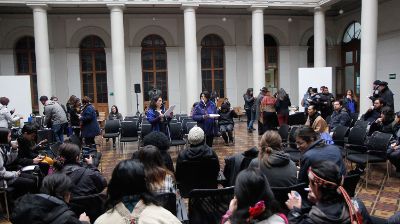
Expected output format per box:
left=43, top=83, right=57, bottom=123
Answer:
left=0, top=104, right=20, bottom=128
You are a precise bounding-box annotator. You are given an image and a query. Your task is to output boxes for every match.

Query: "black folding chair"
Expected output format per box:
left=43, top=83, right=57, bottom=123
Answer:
left=169, top=122, right=186, bottom=151
left=342, top=173, right=361, bottom=197
left=102, top=120, right=121, bottom=147
left=155, top=192, right=177, bottom=216
left=120, top=121, right=139, bottom=149
left=69, top=193, right=106, bottom=222
left=188, top=187, right=234, bottom=224
left=283, top=126, right=301, bottom=163
left=138, top=123, right=152, bottom=150
left=278, top=124, right=290, bottom=143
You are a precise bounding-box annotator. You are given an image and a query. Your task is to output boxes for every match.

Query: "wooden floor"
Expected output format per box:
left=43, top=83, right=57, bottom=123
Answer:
left=1, top=120, right=399, bottom=222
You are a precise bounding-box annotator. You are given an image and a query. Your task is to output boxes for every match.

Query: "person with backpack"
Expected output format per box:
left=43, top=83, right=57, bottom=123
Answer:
left=11, top=173, right=90, bottom=224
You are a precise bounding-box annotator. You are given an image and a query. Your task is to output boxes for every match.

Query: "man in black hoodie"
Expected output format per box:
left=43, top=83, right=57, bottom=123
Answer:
left=377, top=81, right=394, bottom=111
left=175, top=127, right=220, bottom=196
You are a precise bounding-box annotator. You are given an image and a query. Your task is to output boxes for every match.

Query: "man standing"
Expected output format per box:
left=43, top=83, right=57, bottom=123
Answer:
left=369, top=80, right=381, bottom=103
left=377, top=81, right=394, bottom=111
left=329, top=100, right=351, bottom=131
left=318, top=87, right=335, bottom=119
left=255, top=87, right=267, bottom=135
left=40, top=96, right=68, bottom=143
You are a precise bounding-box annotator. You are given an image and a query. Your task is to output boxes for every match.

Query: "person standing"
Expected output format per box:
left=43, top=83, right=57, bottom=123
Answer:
left=0, top=97, right=23, bottom=129
left=192, top=91, right=218, bottom=147
left=275, top=88, right=291, bottom=126
left=369, top=80, right=381, bottom=103
left=301, top=87, right=313, bottom=115
left=40, top=96, right=68, bottom=143
left=107, top=105, right=123, bottom=148
left=377, top=81, right=394, bottom=111
left=79, top=96, right=100, bottom=146
left=147, top=96, right=172, bottom=137
left=255, top=87, right=267, bottom=135
left=260, top=90, right=278, bottom=133
left=67, top=96, right=81, bottom=137
left=343, top=89, right=358, bottom=117
left=243, top=88, right=255, bottom=132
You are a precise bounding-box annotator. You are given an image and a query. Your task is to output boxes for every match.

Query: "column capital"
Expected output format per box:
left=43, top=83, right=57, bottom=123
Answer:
left=26, top=3, right=50, bottom=11
left=249, top=4, right=268, bottom=11
left=181, top=3, right=199, bottom=10
left=107, top=3, right=126, bottom=11
left=314, top=6, right=327, bottom=13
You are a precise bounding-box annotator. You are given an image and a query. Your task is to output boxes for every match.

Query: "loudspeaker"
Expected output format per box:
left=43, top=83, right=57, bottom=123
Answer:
left=134, top=84, right=141, bottom=93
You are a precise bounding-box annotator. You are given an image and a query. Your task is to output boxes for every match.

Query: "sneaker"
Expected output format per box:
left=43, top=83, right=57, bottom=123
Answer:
left=106, top=139, right=109, bottom=142
left=252, top=128, right=256, bottom=130
left=248, top=129, right=253, bottom=133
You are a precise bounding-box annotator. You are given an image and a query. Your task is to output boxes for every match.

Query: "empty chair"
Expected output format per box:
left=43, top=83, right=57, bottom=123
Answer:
left=283, top=126, right=301, bottom=163
left=169, top=122, right=186, bottom=150
left=342, top=173, right=361, bottom=197
left=155, top=192, right=177, bottom=216
left=138, top=123, right=152, bottom=149
left=278, top=124, right=290, bottom=143
left=170, top=118, right=178, bottom=124
left=102, top=119, right=121, bottom=145
left=182, top=118, right=195, bottom=134
left=185, top=122, right=198, bottom=134
left=344, top=122, right=369, bottom=158
left=332, top=125, right=349, bottom=147
left=288, top=112, right=306, bottom=126
left=69, top=193, right=106, bottom=222
left=123, top=116, right=138, bottom=122
left=119, top=121, right=139, bottom=149
left=188, top=187, right=234, bottom=224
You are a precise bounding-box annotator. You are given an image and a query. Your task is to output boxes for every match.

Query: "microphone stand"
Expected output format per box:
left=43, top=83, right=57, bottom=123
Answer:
left=135, top=92, right=140, bottom=116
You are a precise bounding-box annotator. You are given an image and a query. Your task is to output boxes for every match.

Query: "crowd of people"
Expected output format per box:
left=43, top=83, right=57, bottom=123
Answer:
left=0, top=78, right=398, bottom=223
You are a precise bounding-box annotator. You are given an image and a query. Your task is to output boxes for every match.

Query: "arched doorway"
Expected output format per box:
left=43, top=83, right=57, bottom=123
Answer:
left=141, top=34, right=168, bottom=110
left=15, top=36, right=38, bottom=112
left=201, top=34, right=225, bottom=106
left=307, top=36, right=314, bottom=68
left=340, top=22, right=361, bottom=96
left=264, top=34, right=279, bottom=94
left=79, top=35, right=108, bottom=115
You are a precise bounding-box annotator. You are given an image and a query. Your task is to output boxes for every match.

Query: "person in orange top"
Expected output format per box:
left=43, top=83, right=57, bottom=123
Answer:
left=260, top=90, right=278, bottom=134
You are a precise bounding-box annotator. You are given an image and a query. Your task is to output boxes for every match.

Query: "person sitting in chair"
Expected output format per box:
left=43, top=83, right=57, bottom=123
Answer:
left=329, top=100, right=351, bottom=131
left=218, top=99, right=237, bottom=146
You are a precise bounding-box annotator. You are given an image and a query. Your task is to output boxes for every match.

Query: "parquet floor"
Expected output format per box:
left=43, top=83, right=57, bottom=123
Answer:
left=1, top=120, right=398, bottom=223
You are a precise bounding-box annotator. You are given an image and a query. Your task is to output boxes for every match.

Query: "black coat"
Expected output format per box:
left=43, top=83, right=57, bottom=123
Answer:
left=15, top=136, right=39, bottom=166
left=243, top=94, right=255, bottom=110
left=362, top=108, right=381, bottom=124
left=276, top=96, right=292, bottom=115
left=329, top=109, right=351, bottom=130
left=60, top=164, right=107, bottom=197
left=11, top=194, right=87, bottom=224
left=380, top=87, right=395, bottom=111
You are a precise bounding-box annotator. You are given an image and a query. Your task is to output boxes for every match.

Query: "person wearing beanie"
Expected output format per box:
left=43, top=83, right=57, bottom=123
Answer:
left=377, top=81, right=394, bottom=111
left=369, top=80, right=381, bottom=103
left=175, top=126, right=220, bottom=195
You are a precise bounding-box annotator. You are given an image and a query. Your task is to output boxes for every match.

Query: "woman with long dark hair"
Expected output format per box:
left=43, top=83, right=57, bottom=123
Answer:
left=94, top=160, right=180, bottom=224
left=275, top=88, right=291, bottom=126
left=221, top=168, right=287, bottom=224
left=67, top=96, right=81, bottom=137
left=343, top=89, right=358, bottom=115
left=249, top=131, right=297, bottom=187
left=147, top=96, right=172, bottom=137
left=192, top=91, right=218, bottom=147
left=243, top=88, right=256, bottom=132
left=107, top=105, right=123, bottom=148
left=80, top=96, right=100, bottom=146
left=286, top=161, right=372, bottom=224
left=260, top=91, right=278, bottom=133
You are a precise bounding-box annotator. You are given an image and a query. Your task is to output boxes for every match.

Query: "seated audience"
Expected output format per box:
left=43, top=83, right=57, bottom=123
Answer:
left=55, top=143, right=107, bottom=197
left=305, top=105, right=332, bottom=144
left=138, top=145, right=176, bottom=194
left=329, top=100, right=351, bottom=131
left=14, top=123, right=50, bottom=175
left=0, top=128, right=38, bottom=199
left=377, top=81, right=394, bottom=111
left=369, top=106, right=395, bottom=134
left=94, top=160, right=181, bottom=224
left=175, top=126, right=220, bottom=195
left=11, top=173, right=90, bottom=224
left=218, top=99, right=237, bottom=145
left=249, top=130, right=297, bottom=187
left=295, top=126, right=346, bottom=184
left=107, top=105, right=123, bottom=148
left=286, top=161, right=372, bottom=224
left=222, top=168, right=286, bottom=224
left=131, top=131, right=174, bottom=172
left=362, top=98, right=385, bottom=124
left=387, top=112, right=400, bottom=177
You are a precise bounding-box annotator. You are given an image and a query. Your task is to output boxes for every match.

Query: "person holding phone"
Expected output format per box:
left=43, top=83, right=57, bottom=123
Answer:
left=147, top=96, right=172, bottom=137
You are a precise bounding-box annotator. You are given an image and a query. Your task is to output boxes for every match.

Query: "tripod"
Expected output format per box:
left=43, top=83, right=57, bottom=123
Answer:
left=135, top=93, right=140, bottom=116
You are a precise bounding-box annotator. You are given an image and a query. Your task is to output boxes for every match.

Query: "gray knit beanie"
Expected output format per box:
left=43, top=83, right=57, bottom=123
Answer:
left=188, top=126, right=205, bottom=145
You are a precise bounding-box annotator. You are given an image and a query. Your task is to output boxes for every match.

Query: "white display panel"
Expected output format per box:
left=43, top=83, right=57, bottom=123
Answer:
left=0, top=75, right=32, bottom=123
left=298, top=67, right=332, bottom=112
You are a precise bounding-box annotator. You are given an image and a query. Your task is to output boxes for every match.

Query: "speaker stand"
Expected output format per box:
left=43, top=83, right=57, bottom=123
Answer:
left=135, top=93, right=140, bottom=116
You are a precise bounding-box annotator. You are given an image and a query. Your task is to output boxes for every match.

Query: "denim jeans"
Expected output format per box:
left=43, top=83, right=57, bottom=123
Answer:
left=52, top=123, right=67, bottom=143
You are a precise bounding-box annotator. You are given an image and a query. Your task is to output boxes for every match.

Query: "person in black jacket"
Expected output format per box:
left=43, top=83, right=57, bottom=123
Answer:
left=55, top=143, right=107, bottom=197
left=362, top=98, right=385, bottom=124
left=369, top=80, right=381, bottom=104
left=369, top=106, right=395, bottom=135
left=11, top=173, right=90, bottom=224
left=286, top=161, right=372, bottom=224
left=67, top=96, right=81, bottom=137
left=275, top=88, right=292, bottom=126
left=329, top=100, right=351, bottom=131
left=377, top=81, right=394, bottom=111
left=218, top=100, right=238, bottom=145
left=243, top=88, right=256, bottom=132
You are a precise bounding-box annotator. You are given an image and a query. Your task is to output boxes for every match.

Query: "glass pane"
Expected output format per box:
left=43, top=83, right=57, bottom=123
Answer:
left=96, top=73, right=108, bottom=103
left=31, top=52, right=36, bottom=73
left=142, top=50, right=153, bottom=70
left=143, top=72, right=154, bottom=101
left=81, top=52, right=93, bottom=72
left=156, top=72, right=168, bottom=100
left=31, top=75, right=38, bottom=109
left=214, top=79, right=224, bottom=98
left=356, top=72, right=360, bottom=95
left=345, top=66, right=355, bottom=94
left=214, top=69, right=224, bottom=80
left=213, top=48, right=224, bottom=68
left=95, top=52, right=106, bottom=71
left=82, top=73, right=95, bottom=100
left=155, top=50, right=167, bottom=70
left=16, top=52, right=29, bottom=73
left=201, top=48, right=212, bottom=68
left=345, top=51, right=353, bottom=64
left=267, top=47, right=277, bottom=65
left=201, top=70, right=212, bottom=92
left=94, top=37, right=105, bottom=48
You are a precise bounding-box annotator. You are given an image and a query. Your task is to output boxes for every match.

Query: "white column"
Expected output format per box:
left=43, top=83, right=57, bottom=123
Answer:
left=182, top=4, right=199, bottom=114
left=28, top=4, right=52, bottom=112
left=251, top=7, right=266, bottom=93
left=360, top=0, right=378, bottom=114
left=314, top=7, right=326, bottom=67
left=108, top=4, right=128, bottom=116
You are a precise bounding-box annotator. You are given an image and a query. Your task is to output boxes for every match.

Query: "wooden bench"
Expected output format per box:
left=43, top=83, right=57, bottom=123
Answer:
left=233, top=106, right=246, bottom=121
